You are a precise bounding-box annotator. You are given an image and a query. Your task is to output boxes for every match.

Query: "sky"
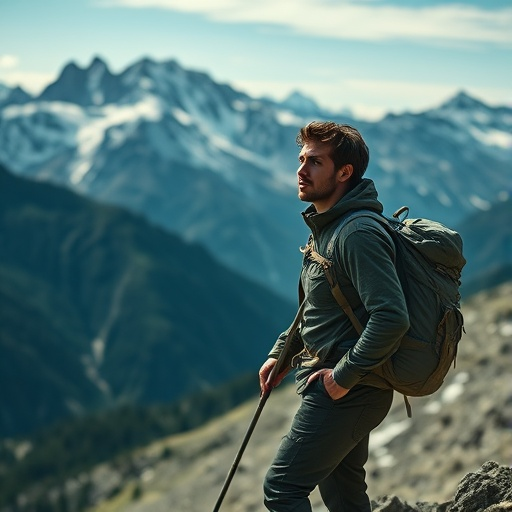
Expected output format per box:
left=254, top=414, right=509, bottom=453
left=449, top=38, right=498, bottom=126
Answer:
left=1, top=0, right=511, bottom=119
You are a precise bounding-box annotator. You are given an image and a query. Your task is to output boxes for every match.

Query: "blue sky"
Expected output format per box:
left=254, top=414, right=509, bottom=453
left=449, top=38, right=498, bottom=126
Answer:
left=1, top=0, right=511, bottom=119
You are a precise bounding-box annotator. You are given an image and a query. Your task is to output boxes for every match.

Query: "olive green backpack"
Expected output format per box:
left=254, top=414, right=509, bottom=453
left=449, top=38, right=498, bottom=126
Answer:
left=303, top=207, right=466, bottom=416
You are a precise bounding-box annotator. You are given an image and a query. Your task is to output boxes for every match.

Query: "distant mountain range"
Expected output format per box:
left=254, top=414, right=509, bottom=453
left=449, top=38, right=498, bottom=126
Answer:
left=0, top=55, right=510, bottom=439
left=0, top=56, right=510, bottom=299
left=0, top=165, right=294, bottom=437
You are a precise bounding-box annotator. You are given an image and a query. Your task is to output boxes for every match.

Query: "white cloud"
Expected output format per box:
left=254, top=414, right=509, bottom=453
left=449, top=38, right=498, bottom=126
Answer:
left=0, top=54, right=55, bottom=93
left=97, top=0, right=512, bottom=47
left=231, top=77, right=435, bottom=119
left=340, top=78, right=512, bottom=110
left=341, top=78, right=456, bottom=105
left=0, top=55, right=19, bottom=69
left=231, top=76, right=512, bottom=121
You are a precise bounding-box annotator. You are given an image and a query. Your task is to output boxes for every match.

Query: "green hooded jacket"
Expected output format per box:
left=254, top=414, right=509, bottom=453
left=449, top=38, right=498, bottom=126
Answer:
left=269, top=178, right=410, bottom=390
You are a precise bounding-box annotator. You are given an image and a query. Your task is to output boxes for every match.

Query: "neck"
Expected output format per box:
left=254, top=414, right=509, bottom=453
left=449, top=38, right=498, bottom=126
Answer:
left=313, top=185, right=349, bottom=213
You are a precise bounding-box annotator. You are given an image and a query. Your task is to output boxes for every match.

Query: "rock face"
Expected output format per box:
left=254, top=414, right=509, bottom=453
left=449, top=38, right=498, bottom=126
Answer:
left=371, top=461, right=512, bottom=511
left=449, top=461, right=512, bottom=512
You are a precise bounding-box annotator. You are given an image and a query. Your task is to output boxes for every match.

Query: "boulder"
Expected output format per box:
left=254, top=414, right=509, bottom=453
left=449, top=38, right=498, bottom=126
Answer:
left=372, top=462, right=512, bottom=512
left=449, top=461, right=512, bottom=512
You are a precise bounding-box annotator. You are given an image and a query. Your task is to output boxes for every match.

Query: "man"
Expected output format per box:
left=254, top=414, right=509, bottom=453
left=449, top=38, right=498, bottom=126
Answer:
left=259, top=121, right=410, bottom=511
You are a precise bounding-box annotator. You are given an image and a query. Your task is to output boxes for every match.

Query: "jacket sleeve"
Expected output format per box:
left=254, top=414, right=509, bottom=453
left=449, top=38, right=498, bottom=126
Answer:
left=331, top=221, right=410, bottom=389
left=268, top=328, right=304, bottom=369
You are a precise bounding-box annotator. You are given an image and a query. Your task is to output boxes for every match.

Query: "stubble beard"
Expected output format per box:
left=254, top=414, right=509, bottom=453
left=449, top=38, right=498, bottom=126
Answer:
left=298, top=175, right=338, bottom=205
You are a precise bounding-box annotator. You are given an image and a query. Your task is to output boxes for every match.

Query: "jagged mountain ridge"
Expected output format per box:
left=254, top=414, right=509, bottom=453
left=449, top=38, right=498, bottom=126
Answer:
left=0, top=56, right=309, bottom=298
left=0, top=56, right=510, bottom=299
left=0, top=83, right=31, bottom=109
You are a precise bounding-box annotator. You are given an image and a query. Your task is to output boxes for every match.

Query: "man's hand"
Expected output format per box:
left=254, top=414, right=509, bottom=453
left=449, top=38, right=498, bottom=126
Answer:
left=259, top=358, right=289, bottom=396
left=307, top=368, right=350, bottom=400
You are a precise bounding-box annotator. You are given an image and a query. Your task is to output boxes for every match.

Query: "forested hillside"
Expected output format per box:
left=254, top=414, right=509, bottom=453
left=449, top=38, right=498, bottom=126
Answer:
left=0, top=165, right=294, bottom=437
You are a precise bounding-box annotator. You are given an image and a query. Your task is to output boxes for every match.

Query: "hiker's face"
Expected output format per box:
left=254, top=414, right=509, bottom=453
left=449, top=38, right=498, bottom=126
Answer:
left=297, top=141, right=344, bottom=212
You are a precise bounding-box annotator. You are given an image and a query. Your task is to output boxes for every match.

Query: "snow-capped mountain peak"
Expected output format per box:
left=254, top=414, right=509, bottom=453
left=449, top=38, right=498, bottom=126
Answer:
left=280, top=91, right=323, bottom=115
left=428, top=90, right=512, bottom=151
left=0, top=56, right=510, bottom=299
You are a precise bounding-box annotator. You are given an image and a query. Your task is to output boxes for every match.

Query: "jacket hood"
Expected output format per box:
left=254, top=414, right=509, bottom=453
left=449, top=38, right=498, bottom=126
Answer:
left=302, top=178, right=383, bottom=232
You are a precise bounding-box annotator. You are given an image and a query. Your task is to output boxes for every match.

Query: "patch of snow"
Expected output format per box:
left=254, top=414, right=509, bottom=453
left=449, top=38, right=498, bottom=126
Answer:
left=369, top=419, right=411, bottom=450
left=173, top=107, right=193, bottom=126
left=416, top=184, right=429, bottom=197
left=0, top=102, right=82, bottom=169
left=423, top=401, right=442, bottom=415
left=3, top=100, right=84, bottom=123
left=372, top=447, right=397, bottom=468
left=470, top=127, right=512, bottom=149
left=141, top=468, right=155, bottom=482
left=232, top=99, right=247, bottom=112
left=424, top=372, right=470, bottom=414
left=440, top=372, right=469, bottom=404
left=469, top=194, right=492, bottom=210
left=106, top=124, right=137, bottom=149
left=92, top=337, right=105, bottom=365
left=82, top=354, right=111, bottom=395
left=499, top=321, right=512, bottom=337
left=71, top=162, right=92, bottom=184
left=275, top=109, right=303, bottom=126
left=472, top=111, right=491, bottom=124
left=209, top=133, right=258, bottom=165
left=463, top=310, right=477, bottom=325
left=436, top=189, right=453, bottom=207
left=13, top=441, right=32, bottom=460
left=139, top=77, right=153, bottom=90
left=71, top=96, right=162, bottom=184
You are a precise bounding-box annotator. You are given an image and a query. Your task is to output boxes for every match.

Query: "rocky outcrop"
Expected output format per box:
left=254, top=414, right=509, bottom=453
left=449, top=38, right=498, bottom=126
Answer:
left=449, top=461, right=512, bottom=512
left=372, top=496, right=450, bottom=511
left=371, top=461, right=512, bottom=512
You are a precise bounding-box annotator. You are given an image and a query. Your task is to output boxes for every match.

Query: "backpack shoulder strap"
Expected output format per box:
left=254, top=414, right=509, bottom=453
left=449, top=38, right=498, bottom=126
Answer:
left=303, top=209, right=385, bottom=335
left=325, top=209, right=389, bottom=334
left=326, top=209, right=391, bottom=259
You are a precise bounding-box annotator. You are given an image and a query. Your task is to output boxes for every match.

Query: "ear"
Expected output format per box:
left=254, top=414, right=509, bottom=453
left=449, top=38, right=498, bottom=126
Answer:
left=337, top=164, right=353, bottom=184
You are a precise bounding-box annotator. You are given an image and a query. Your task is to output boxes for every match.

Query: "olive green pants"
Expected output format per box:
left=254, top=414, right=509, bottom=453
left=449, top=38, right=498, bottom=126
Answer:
left=263, top=380, right=393, bottom=511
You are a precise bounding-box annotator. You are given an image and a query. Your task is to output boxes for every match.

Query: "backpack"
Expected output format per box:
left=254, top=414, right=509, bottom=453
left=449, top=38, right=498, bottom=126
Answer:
left=303, top=206, right=466, bottom=416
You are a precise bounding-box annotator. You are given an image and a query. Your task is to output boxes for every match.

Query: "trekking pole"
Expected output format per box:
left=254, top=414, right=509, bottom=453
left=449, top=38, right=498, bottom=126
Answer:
left=212, top=299, right=306, bottom=512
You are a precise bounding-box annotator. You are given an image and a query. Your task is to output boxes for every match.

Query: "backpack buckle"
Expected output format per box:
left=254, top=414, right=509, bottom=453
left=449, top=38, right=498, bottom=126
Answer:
left=393, top=206, right=410, bottom=221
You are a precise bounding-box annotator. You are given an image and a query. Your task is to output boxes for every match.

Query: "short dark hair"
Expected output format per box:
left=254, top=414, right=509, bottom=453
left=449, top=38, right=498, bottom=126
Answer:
left=296, top=121, right=370, bottom=183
